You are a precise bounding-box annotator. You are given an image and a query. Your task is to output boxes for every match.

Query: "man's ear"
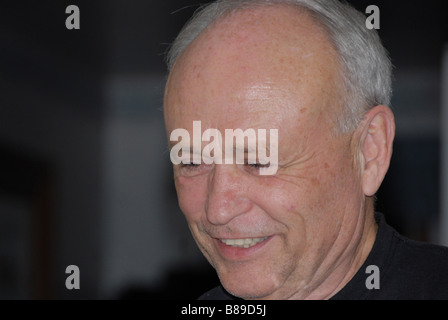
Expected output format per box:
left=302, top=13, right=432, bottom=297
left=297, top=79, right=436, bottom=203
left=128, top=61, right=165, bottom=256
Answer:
left=358, top=105, right=395, bottom=197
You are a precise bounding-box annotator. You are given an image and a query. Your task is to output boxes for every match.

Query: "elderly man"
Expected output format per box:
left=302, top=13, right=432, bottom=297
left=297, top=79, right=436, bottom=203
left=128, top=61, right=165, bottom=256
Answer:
left=163, top=0, right=448, bottom=299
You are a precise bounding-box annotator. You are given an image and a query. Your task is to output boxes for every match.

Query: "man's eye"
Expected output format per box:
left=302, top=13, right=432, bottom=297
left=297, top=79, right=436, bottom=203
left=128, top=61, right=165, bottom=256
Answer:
left=180, top=163, right=201, bottom=170
left=245, top=162, right=271, bottom=174
left=178, top=163, right=211, bottom=177
left=181, top=163, right=200, bottom=168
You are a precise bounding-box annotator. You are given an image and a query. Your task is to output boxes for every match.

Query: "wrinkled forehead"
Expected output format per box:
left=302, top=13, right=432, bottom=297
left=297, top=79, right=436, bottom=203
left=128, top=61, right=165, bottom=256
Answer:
left=164, top=4, right=343, bottom=134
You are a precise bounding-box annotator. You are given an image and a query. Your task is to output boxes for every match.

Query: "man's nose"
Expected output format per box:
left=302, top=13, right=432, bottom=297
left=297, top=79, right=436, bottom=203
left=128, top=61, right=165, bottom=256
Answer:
left=205, top=165, right=252, bottom=225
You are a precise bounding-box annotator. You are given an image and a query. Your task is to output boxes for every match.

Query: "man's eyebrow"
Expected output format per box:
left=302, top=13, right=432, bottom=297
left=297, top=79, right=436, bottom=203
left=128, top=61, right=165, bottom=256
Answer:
left=167, top=142, right=274, bottom=151
left=168, top=142, right=201, bottom=152
left=233, top=145, right=257, bottom=153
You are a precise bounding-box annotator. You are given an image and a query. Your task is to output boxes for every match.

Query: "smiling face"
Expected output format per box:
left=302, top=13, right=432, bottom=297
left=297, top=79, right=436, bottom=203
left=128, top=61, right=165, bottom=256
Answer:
left=164, top=5, right=377, bottom=299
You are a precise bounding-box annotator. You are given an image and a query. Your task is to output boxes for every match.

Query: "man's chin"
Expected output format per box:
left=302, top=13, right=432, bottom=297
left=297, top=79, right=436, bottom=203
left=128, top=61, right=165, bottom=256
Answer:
left=217, top=270, right=279, bottom=300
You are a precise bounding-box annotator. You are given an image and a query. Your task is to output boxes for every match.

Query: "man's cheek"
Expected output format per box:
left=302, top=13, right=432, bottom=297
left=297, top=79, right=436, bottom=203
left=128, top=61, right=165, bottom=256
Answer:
left=177, top=187, right=205, bottom=219
left=178, top=194, right=197, bottom=218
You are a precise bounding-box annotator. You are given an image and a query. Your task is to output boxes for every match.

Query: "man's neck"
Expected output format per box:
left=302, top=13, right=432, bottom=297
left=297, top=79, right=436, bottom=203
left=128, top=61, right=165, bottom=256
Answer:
left=302, top=204, right=378, bottom=300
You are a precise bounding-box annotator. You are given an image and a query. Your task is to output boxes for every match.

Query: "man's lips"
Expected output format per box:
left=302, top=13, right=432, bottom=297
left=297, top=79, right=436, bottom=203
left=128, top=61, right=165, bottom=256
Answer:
left=214, top=236, right=273, bottom=260
left=219, top=237, right=269, bottom=248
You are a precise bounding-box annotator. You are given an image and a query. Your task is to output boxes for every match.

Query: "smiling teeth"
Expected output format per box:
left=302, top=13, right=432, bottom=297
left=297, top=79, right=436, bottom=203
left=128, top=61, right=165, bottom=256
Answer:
left=220, top=237, right=268, bottom=248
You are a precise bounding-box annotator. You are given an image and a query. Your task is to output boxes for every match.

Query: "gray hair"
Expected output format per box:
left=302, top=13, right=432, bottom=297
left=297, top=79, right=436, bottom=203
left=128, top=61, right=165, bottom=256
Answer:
left=166, top=0, right=393, bottom=133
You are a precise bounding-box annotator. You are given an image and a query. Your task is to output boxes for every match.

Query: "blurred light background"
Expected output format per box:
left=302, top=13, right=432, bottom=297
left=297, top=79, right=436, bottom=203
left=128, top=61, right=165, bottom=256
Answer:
left=0, top=0, right=447, bottom=299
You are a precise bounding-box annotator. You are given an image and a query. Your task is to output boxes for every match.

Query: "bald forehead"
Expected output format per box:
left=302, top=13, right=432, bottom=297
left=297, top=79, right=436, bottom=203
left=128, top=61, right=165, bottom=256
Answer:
left=174, top=4, right=337, bottom=70
left=204, top=4, right=327, bottom=47
left=165, top=4, right=344, bottom=131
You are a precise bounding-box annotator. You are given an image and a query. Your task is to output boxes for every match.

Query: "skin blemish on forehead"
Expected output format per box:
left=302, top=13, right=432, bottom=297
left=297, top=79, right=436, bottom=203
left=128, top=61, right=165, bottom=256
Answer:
left=241, top=82, right=283, bottom=101
left=299, top=52, right=315, bottom=59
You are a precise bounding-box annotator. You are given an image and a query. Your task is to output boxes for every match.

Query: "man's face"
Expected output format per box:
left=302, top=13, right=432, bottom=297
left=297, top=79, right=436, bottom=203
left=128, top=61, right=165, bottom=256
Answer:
left=164, top=6, right=368, bottom=299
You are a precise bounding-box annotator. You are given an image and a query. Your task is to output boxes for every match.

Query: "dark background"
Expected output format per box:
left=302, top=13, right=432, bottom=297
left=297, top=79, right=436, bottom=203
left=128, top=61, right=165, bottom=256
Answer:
left=0, top=0, right=447, bottom=299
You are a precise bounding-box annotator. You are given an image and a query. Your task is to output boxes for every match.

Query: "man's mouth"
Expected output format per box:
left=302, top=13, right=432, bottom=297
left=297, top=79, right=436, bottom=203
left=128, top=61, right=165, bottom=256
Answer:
left=219, top=237, right=269, bottom=248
